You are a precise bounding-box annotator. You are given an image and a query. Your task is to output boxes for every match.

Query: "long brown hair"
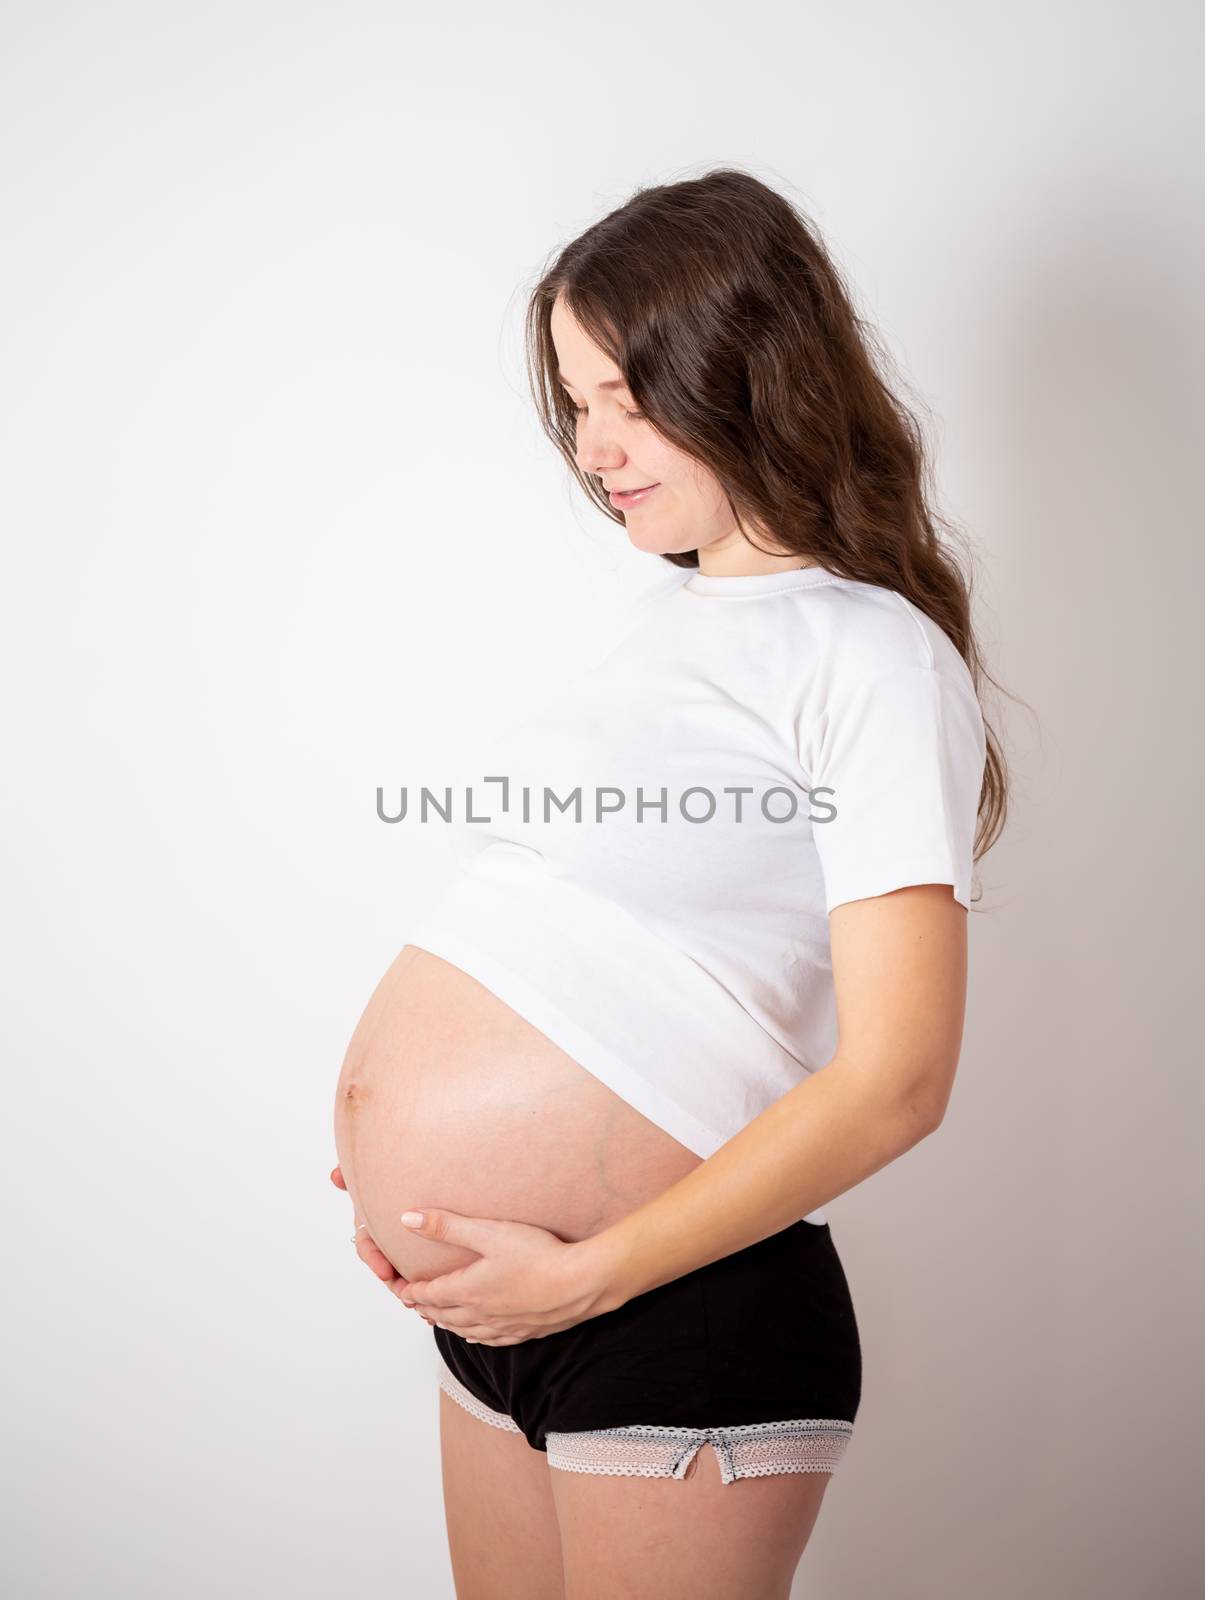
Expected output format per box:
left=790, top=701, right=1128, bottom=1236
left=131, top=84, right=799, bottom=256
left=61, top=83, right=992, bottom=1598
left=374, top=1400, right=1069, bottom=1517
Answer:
left=524, top=167, right=1012, bottom=877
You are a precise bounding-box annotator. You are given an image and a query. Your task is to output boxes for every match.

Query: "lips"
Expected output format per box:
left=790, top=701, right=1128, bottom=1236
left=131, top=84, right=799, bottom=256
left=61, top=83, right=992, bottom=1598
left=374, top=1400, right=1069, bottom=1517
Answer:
left=608, top=483, right=660, bottom=507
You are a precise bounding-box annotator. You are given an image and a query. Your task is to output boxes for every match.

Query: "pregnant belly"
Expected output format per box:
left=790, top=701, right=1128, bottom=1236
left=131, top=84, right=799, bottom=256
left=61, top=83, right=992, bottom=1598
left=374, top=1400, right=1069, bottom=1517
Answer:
left=332, top=944, right=703, bottom=1285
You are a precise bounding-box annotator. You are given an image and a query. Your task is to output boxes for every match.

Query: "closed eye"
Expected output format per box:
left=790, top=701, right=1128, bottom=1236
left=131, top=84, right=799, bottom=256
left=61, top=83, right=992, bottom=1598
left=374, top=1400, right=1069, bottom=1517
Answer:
left=572, top=404, right=645, bottom=422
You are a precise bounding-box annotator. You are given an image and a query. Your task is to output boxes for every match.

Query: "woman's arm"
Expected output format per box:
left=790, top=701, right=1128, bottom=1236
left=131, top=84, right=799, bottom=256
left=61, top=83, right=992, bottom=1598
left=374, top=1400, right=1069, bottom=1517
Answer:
left=576, top=881, right=969, bottom=1311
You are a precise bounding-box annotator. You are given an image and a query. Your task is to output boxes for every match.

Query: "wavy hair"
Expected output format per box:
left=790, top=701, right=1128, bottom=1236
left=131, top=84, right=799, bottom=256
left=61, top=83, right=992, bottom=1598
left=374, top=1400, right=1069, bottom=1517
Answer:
left=524, top=166, right=1012, bottom=874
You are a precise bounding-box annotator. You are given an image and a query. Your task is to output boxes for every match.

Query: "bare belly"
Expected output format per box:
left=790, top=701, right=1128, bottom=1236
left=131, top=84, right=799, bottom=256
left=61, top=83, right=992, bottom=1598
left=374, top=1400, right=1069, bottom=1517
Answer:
left=332, top=944, right=703, bottom=1285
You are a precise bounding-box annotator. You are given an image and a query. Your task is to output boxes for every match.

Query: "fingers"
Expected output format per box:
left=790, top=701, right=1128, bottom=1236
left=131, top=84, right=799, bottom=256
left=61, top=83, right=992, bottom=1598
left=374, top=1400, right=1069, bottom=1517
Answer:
left=354, top=1229, right=401, bottom=1285
left=337, top=1170, right=402, bottom=1290
left=360, top=1245, right=397, bottom=1283
left=336, top=1166, right=408, bottom=1292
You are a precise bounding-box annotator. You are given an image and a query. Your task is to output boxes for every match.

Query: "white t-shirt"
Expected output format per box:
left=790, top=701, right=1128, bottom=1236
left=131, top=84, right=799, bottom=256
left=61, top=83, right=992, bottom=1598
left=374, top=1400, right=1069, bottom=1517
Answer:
left=407, top=563, right=987, bottom=1225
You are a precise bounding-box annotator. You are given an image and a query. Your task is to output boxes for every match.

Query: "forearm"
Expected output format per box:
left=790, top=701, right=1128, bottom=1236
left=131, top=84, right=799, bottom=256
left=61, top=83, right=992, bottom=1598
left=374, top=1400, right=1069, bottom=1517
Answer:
left=579, top=1059, right=938, bottom=1312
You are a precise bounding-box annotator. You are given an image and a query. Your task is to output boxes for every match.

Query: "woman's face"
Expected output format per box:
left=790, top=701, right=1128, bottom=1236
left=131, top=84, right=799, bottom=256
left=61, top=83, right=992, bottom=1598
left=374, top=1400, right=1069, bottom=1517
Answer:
left=549, top=293, right=789, bottom=567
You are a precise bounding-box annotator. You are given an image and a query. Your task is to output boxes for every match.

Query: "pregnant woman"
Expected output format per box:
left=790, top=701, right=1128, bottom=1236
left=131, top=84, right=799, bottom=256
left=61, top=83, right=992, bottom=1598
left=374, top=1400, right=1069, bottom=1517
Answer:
left=331, top=167, right=1008, bottom=1600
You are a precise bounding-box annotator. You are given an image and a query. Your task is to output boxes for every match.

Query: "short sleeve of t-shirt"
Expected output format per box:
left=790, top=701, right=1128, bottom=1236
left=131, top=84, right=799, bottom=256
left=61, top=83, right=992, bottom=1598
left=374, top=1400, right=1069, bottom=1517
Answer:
left=802, top=663, right=986, bottom=914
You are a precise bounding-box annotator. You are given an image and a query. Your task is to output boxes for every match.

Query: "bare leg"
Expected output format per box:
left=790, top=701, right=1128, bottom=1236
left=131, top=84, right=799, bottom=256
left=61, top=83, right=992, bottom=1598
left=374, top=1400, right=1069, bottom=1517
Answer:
left=439, top=1388, right=565, bottom=1600
left=550, top=1446, right=831, bottom=1600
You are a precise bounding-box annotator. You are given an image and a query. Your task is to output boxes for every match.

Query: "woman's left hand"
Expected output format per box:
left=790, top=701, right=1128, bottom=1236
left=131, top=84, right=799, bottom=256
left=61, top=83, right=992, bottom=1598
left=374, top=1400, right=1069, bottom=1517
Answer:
left=393, top=1208, right=615, bottom=1345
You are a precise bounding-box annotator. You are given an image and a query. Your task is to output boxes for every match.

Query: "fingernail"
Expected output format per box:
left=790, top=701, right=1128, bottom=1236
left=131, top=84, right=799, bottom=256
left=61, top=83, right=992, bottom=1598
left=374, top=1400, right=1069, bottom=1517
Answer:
left=400, top=1211, right=424, bottom=1227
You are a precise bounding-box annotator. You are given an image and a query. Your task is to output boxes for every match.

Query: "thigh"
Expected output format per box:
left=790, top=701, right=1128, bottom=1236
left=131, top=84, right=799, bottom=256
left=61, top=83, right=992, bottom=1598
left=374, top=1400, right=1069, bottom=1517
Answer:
left=543, top=1221, right=859, bottom=1598
left=549, top=1445, right=831, bottom=1600
left=438, top=1386, right=564, bottom=1600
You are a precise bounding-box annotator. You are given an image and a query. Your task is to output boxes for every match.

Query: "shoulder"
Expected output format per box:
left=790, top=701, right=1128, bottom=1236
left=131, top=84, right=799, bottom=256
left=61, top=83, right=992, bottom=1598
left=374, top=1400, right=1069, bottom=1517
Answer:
left=792, top=577, right=984, bottom=780
left=794, top=575, right=970, bottom=690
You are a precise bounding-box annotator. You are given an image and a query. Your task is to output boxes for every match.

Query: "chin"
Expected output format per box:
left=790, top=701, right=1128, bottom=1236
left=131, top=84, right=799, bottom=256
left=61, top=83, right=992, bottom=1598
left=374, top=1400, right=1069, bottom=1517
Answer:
left=625, top=525, right=693, bottom=558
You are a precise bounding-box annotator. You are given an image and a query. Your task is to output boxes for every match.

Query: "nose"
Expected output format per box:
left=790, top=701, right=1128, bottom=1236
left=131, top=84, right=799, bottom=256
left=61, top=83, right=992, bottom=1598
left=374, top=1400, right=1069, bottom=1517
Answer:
left=573, top=414, right=627, bottom=479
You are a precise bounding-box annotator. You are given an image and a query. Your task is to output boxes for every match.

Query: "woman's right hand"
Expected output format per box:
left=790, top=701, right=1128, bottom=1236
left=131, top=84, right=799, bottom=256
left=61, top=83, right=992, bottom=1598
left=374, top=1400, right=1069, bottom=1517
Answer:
left=331, top=1164, right=404, bottom=1288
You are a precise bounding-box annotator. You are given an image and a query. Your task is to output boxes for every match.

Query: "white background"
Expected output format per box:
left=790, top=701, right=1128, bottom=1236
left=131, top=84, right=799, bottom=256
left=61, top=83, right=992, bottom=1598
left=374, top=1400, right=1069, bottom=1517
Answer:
left=3, top=3, right=1202, bottom=1595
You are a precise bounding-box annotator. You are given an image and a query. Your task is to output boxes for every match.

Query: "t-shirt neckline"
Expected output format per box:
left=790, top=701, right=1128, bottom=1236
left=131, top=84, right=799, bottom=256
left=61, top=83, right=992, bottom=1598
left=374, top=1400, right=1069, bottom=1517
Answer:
left=683, top=565, right=835, bottom=597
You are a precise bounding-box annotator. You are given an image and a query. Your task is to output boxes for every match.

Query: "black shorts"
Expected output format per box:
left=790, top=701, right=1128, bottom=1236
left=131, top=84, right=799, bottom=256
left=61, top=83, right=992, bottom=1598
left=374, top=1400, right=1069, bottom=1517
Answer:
left=433, top=1217, right=862, bottom=1484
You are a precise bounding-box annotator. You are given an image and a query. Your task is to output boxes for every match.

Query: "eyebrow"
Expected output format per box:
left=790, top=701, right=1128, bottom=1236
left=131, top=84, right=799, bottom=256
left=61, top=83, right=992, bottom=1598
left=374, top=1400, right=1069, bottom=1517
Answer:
left=555, top=370, right=629, bottom=392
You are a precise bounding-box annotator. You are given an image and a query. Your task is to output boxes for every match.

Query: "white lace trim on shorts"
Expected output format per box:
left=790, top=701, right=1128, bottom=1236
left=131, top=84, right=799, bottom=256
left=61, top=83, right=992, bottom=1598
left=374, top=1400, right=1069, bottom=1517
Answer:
left=436, top=1356, right=522, bottom=1433
left=436, top=1353, right=852, bottom=1482
left=544, top=1419, right=852, bottom=1483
